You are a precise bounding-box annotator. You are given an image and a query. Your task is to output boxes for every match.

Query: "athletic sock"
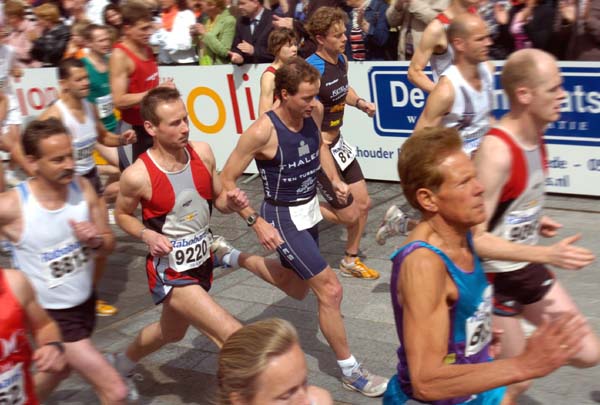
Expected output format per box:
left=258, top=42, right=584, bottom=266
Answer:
left=338, top=355, right=359, bottom=377
left=115, top=352, right=136, bottom=376
left=222, top=248, right=241, bottom=269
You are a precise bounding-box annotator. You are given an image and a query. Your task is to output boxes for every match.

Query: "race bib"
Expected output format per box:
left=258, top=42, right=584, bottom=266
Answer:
left=73, top=139, right=96, bottom=162
left=503, top=205, right=541, bottom=244
left=95, top=95, right=114, bottom=119
left=42, top=240, right=91, bottom=288
left=465, top=285, right=493, bottom=357
left=331, top=135, right=356, bottom=171
left=0, top=363, right=26, bottom=405
left=289, top=196, right=323, bottom=231
left=168, top=231, right=212, bottom=272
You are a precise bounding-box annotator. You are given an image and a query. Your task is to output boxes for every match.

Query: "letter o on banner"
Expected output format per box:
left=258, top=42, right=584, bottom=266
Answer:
left=187, top=87, right=226, bottom=134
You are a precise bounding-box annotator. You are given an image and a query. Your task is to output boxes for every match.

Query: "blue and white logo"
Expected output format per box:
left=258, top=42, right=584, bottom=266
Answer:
left=368, top=64, right=600, bottom=147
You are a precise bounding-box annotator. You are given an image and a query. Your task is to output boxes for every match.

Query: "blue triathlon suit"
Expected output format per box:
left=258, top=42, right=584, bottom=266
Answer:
left=256, top=111, right=328, bottom=279
left=384, top=234, right=506, bottom=405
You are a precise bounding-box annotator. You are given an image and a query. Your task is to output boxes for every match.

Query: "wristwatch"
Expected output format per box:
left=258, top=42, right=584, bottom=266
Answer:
left=245, top=212, right=260, bottom=227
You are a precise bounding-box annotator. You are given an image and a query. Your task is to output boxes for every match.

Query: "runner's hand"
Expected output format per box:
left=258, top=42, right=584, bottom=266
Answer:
left=359, top=100, right=376, bottom=117
left=518, top=313, right=585, bottom=378
left=142, top=228, right=173, bottom=257
left=253, top=217, right=283, bottom=251
left=226, top=188, right=249, bottom=212
left=33, top=344, right=66, bottom=373
left=332, top=180, right=349, bottom=206
left=120, top=129, right=137, bottom=145
left=69, top=220, right=102, bottom=249
left=548, top=234, right=595, bottom=269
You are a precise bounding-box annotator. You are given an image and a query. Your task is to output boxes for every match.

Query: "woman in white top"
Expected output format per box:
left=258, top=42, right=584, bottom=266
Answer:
left=150, top=0, right=198, bottom=65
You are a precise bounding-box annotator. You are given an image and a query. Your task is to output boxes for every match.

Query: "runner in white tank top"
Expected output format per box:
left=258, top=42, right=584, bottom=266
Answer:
left=439, top=62, right=494, bottom=155
left=0, top=118, right=129, bottom=402
left=378, top=14, right=495, bottom=246
left=415, top=14, right=495, bottom=156
left=474, top=49, right=600, bottom=405
left=40, top=58, right=137, bottom=318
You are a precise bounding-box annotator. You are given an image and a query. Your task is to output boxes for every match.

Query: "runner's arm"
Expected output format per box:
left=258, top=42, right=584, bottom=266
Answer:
left=220, top=118, right=284, bottom=250
left=414, top=78, right=454, bottom=131
left=109, top=49, right=148, bottom=109
left=220, top=117, right=271, bottom=220
left=407, top=22, right=441, bottom=93
left=191, top=141, right=249, bottom=214
left=472, top=136, right=595, bottom=269
left=258, top=71, right=276, bottom=116
left=399, top=249, right=578, bottom=400
left=79, top=177, right=115, bottom=256
left=94, top=109, right=136, bottom=147
left=6, top=269, right=66, bottom=373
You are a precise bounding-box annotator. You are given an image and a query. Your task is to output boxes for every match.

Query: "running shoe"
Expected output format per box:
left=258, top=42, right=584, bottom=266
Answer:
left=339, top=258, right=380, bottom=279
left=341, top=364, right=388, bottom=397
left=210, top=235, right=239, bottom=269
left=375, top=205, right=410, bottom=245
left=96, top=300, right=118, bottom=316
left=106, top=353, right=140, bottom=402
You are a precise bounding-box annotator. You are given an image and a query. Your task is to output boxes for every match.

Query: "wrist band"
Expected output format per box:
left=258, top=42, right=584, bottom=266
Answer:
left=45, top=341, right=65, bottom=354
left=355, top=98, right=365, bottom=109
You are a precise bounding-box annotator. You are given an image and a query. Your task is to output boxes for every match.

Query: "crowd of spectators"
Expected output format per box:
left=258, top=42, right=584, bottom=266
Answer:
left=0, top=0, right=597, bottom=70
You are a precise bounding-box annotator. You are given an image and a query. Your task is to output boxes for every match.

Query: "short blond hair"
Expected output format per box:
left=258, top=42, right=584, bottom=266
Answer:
left=501, top=49, right=554, bottom=102
left=34, top=3, right=61, bottom=25
left=217, top=319, right=299, bottom=404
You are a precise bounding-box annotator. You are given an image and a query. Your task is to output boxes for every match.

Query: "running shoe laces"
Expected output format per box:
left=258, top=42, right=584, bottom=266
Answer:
left=340, top=258, right=380, bottom=279
left=375, top=205, right=409, bottom=245
left=341, top=364, right=388, bottom=397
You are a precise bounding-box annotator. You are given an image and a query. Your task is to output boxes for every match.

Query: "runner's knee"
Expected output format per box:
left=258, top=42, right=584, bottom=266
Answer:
left=319, top=279, right=343, bottom=309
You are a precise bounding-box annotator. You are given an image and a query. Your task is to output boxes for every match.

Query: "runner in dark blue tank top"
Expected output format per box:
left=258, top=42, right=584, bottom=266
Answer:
left=221, top=57, right=389, bottom=398
left=384, top=127, right=585, bottom=405
left=305, top=7, right=381, bottom=280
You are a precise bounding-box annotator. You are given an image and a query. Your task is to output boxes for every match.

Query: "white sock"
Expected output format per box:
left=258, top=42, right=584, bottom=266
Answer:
left=115, top=352, right=136, bottom=376
left=222, top=248, right=241, bottom=269
left=337, top=355, right=359, bottom=377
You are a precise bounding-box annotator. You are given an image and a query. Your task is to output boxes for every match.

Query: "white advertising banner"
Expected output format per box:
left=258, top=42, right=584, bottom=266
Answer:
left=12, top=61, right=600, bottom=196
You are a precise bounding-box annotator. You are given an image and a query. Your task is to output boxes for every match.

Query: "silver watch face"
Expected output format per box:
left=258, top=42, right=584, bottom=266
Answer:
left=247, top=214, right=257, bottom=226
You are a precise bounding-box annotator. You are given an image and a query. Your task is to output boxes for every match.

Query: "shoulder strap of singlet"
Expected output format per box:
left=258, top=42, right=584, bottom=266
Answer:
left=306, top=53, right=325, bottom=76
left=436, top=12, right=451, bottom=25
left=264, top=65, right=277, bottom=75
left=16, top=182, right=29, bottom=203
left=114, top=42, right=152, bottom=64
left=485, top=127, right=528, bottom=203
left=265, top=110, right=286, bottom=133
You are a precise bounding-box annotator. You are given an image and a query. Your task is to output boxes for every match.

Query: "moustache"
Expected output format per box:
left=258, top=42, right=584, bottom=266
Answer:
left=59, top=169, right=75, bottom=179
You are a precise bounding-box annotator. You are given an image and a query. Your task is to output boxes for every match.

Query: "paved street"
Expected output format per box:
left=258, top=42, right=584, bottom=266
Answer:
left=20, top=176, right=600, bottom=405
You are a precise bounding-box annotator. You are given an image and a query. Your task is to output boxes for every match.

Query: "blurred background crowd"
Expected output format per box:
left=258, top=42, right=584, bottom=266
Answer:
left=0, top=0, right=597, bottom=71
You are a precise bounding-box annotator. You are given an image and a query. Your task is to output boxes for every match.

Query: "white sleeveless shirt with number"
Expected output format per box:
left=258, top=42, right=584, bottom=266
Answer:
left=483, top=127, right=546, bottom=273
left=12, top=180, right=94, bottom=309
left=440, top=63, right=494, bottom=156
left=55, top=99, right=98, bottom=175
